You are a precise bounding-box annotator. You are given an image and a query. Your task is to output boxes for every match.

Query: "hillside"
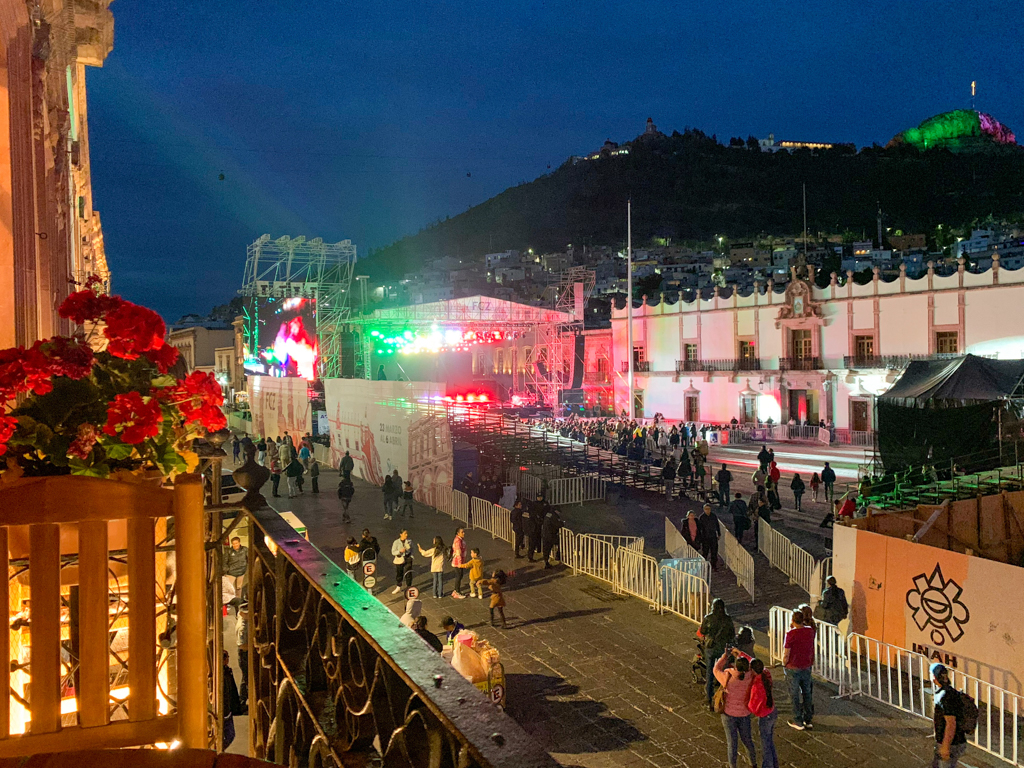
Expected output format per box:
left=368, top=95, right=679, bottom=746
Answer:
left=361, top=129, right=1024, bottom=280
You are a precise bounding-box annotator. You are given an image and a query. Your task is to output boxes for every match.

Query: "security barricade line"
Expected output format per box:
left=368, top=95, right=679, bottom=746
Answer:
left=790, top=544, right=817, bottom=596
left=614, top=547, right=662, bottom=609
left=546, top=474, right=607, bottom=506
left=491, top=505, right=514, bottom=547
left=660, top=564, right=709, bottom=625
left=585, top=534, right=644, bottom=555
left=768, top=608, right=1024, bottom=766
left=559, top=527, right=576, bottom=572
left=719, top=527, right=755, bottom=603
left=759, top=518, right=828, bottom=598
left=575, top=534, right=618, bottom=585
left=452, top=490, right=470, bottom=526
left=471, top=496, right=492, bottom=533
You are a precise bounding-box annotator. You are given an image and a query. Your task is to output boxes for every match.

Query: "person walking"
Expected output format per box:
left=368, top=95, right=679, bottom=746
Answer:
left=285, top=455, right=304, bottom=498
left=819, top=575, right=849, bottom=625
left=224, top=537, right=248, bottom=601
left=256, top=437, right=267, bottom=466
left=399, top=480, right=415, bottom=518
left=269, top=452, right=282, bottom=497
left=390, top=469, right=403, bottom=508
left=682, top=510, right=701, bottom=551
left=729, top=493, right=750, bottom=545
left=662, top=456, right=677, bottom=501
left=458, top=547, right=485, bottom=598
left=809, top=472, right=821, bottom=503
left=511, top=499, right=526, bottom=558
left=309, top=458, right=320, bottom=493
left=337, top=476, right=354, bottom=523
left=231, top=435, right=240, bottom=463
left=418, top=535, right=447, bottom=598
left=700, top=598, right=736, bottom=710
left=713, top=649, right=758, bottom=768
left=480, top=570, right=508, bottom=629
left=390, top=530, right=414, bottom=594
left=757, top=444, right=771, bottom=473
left=784, top=609, right=816, bottom=730
left=541, top=507, right=562, bottom=568
left=339, top=450, right=355, bottom=480
left=696, top=504, right=721, bottom=571
left=749, top=658, right=779, bottom=768
left=450, top=527, right=468, bottom=599
left=930, top=663, right=969, bottom=767
left=298, top=441, right=311, bottom=470
left=790, top=473, right=805, bottom=512
left=381, top=474, right=395, bottom=520
left=821, top=462, right=836, bottom=504
left=716, top=464, right=733, bottom=507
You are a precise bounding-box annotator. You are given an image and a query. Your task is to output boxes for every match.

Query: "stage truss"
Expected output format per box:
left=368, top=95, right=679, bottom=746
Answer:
left=240, top=234, right=356, bottom=379
left=345, top=268, right=594, bottom=408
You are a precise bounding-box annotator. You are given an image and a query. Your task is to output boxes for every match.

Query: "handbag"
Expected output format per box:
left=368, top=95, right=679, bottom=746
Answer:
left=713, top=677, right=729, bottom=714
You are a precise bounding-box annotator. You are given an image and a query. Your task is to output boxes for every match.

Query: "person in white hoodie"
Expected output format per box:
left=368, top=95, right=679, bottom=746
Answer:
left=418, top=536, right=448, bottom=598
left=391, top=530, right=414, bottom=594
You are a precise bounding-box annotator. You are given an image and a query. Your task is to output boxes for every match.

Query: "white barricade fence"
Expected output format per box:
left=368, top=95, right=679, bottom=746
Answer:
left=313, top=443, right=332, bottom=467
left=758, top=517, right=789, bottom=572
left=759, top=518, right=828, bottom=599
left=818, top=427, right=832, bottom=444
left=575, top=534, right=619, bottom=585
left=559, top=527, right=576, bottom=571
left=547, top=474, right=607, bottom=506
left=767, top=606, right=848, bottom=687
left=665, top=517, right=702, bottom=560
left=491, top=505, right=514, bottom=547
left=433, top=484, right=454, bottom=518
left=586, top=534, right=644, bottom=555
left=790, top=544, right=817, bottom=595
left=719, top=528, right=755, bottom=603
left=471, top=496, right=493, bottom=533
left=614, top=547, right=662, bottom=609
left=452, top=490, right=470, bottom=525
left=660, top=563, right=710, bottom=625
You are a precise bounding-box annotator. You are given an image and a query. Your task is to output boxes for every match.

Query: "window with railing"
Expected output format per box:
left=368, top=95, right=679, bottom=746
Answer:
left=854, top=335, right=874, bottom=363
left=738, top=340, right=756, bottom=366
left=684, top=343, right=698, bottom=361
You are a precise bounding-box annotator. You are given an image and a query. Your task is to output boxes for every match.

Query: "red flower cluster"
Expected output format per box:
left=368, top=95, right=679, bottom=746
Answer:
left=67, top=422, right=99, bottom=460
left=168, top=371, right=226, bottom=432
left=103, top=392, right=163, bottom=445
left=142, top=342, right=180, bottom=373
left=59, top=288, right=167, bottom=362
left=0, top=337, right=95, bottom=402
left=0, top=415, right=16, bottom=456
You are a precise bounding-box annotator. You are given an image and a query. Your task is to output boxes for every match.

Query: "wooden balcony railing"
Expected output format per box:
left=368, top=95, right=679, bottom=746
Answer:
left=0, top=474, right=208, bottom=757
left=244, top=505, right=557, bottom=768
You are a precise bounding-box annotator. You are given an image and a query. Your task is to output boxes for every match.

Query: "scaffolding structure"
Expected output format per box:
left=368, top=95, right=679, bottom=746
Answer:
left=240, top=234, right=357, bottom=379
left=527, top=268, right=596, bottom=408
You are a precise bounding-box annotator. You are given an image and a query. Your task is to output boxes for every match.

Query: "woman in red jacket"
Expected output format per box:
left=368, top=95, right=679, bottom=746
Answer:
left=748, top=658, right=779, bottom=768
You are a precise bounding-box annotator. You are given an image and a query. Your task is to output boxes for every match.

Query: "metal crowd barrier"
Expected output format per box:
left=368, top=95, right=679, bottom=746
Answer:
left=614, top=547, right=662, bottom=608
left=559, top=527, right=576, bottom=571
left=767, top=606, right=848, bottom=687
left=719, top=527, right=755, bottom=602
left=452, top=489, right=470, bottom=525
left=758, top=518, right=826, bottom=599
left=661, top=564, right=710, bottom=624
left=575, top=534, right=621, bottom=585
left=546, top=474, right=607, bottom=506
left=490, top=504, right=514, bottom=546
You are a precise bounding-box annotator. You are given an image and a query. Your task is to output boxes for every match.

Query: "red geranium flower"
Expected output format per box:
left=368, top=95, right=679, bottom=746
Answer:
left=104, top=302, right=166, bottom=359
left=67, top=422, right=99, bottom=460
left=59, top=290, right=121, bottom=325
left=0, top=346, right=54, bottom=400
left=0, top=414, right=16, bottom=456
left=142, top=342, right=180, bottom=373
left=103, top=392, right=163, bottom=445
left=32, top=336, right=94, bottom=379
left=171, top=371, right=226, bottom=432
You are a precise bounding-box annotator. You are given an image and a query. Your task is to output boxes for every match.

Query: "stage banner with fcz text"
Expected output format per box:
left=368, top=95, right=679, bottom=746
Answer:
left=833, top=525, right=1024, bottom=694
left=323, top=379, right=452, bottom=498
left=248, top=375, right=312, bottom=440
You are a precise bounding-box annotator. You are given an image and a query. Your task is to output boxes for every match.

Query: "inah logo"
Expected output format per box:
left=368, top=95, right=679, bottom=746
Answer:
left=905, top=564, right=970, bottom=646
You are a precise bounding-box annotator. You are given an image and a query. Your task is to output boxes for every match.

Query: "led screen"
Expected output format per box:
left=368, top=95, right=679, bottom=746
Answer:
left=250, top=297, right=318, bottom=379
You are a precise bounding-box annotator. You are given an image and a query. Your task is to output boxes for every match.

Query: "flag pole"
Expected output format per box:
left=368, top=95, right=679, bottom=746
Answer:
left=627, top=199, right=634, bottom=421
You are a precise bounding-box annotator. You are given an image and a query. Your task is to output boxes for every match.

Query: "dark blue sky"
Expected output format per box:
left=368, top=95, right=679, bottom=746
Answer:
left=88, top=0, right=1022, bottom=321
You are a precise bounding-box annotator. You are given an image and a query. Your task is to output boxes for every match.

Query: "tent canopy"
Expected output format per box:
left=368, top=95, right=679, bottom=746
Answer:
left=879, top=355, right=1024, bottom=408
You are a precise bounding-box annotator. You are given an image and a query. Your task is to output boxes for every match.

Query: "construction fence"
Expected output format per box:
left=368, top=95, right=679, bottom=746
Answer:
left=767, top=606, right=1024, bottom=767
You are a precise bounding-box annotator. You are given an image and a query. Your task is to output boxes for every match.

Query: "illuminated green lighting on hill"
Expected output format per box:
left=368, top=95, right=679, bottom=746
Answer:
left=902, top=110, right=981, bottom=149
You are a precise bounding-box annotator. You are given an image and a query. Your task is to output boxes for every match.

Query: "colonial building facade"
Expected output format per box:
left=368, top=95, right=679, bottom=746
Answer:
left=0, top=0, right=112, bottom=349
left=610, top=261, right=1024, bottom=433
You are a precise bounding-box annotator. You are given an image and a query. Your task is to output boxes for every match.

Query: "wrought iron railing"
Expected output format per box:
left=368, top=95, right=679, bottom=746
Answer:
left=245, top=505, right=556, bottom=768
left=675, top=358, right=761, bottom=373
left=621, top=361, right=650, bottom=372
left=843, top=352, right=988, bottom=369
left=779, top=356, right=821, bottom=371
left=584, top=371, right=611, bottom=384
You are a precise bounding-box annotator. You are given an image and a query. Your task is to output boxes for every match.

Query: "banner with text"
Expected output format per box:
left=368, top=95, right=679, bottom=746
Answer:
left=323, top=379, right=452, bottom=495
left=248, top=375, right=312, bottom=440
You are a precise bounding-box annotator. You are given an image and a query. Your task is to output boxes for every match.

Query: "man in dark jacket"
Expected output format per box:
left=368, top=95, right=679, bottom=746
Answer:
left=339, top=450, right=355, bottom=480
left=527, top=493, right=548, bottom=562
left=715, top=465, right=733, bottom=507
left=662, top=457, right=677, bottom=501
left=541, top=508, right=563, bottom=568
left=757, top=444, right=771, bottom=473
left=728, top=492, right=751, bottom=545
left=510, top=499, right=526, bottom=558
left=819, top=576, right=849, bottom=625
left=337, top=477, right=354, bottom=523
left=460, top=472, right=477, bottom=500
left=821, top=462, right=837, bottom=503
left=359, top=529, right=381, bottom=560
left=696, top=504, right=721, bottom=571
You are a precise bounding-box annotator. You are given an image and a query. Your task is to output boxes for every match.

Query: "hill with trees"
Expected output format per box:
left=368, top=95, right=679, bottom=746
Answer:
left=361, top=129, right=1024, bottom=280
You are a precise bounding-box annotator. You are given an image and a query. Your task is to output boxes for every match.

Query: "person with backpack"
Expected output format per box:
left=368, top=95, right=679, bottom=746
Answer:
left=712, top=649, right=758, bottom=768
left=818, top=575, right=849, bottom=625
left=699, top=598, right=736, bottom=710
left=931, top=663, right=974, bottom=767
left=748, top=658, right=779, bottom=768
left=821, top=462, right=837, bottom=503
left=337, top=477, right=354, bottom=523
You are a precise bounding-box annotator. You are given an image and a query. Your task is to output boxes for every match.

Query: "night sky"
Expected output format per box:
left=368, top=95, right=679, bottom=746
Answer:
left=87, top=0, right=1023, bottom=322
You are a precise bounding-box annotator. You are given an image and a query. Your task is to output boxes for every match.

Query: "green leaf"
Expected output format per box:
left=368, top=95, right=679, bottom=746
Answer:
left=150, top=440, right=187, bottom=477
left=69, top=457, right=110, bottom=478
left=99, top=438, right=134, bottom=461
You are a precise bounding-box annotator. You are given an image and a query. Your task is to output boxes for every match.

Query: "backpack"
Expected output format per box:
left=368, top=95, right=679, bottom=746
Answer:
left=957, top=690, right=979, bottom=734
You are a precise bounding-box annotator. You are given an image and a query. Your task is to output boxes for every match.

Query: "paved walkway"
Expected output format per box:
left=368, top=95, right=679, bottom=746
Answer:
left=263, top=467, right=1004, bottom=768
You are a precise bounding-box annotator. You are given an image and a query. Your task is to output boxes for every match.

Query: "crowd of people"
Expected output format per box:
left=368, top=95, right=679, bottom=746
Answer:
left=231, top=431, right=320, bottom=498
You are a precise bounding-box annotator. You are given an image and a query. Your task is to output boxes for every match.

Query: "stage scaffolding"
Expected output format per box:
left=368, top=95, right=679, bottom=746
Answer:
left=240, top=234, right=357, bottom=379
left=345, top=279, right=593, bottom=407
